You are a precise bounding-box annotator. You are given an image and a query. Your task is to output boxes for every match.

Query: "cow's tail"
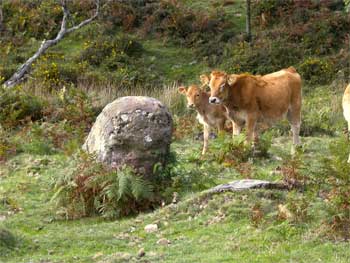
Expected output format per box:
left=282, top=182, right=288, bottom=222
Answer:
left=285, top=66, right=297, bottom=73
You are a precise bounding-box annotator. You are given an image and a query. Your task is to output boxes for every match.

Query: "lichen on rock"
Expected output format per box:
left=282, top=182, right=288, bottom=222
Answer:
left=83, top=96, right=173, bottom=177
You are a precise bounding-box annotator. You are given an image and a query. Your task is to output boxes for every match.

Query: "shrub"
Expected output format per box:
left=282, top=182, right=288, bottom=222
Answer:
left=223, top=38, right=302, bottom=75
left=255, top=130, right=274, bottom=158
left=279, top=149, right=306, bottom=189
left=211, top=133, right=253, bottom=164
left=0, top=86, right=44, bottom=129
left=298, top=57, right=335, bottom=85
left=79, top=36, right=143, bottom=67
left=301, top=87, right=344, bottom=136
left=0, top=228, right=17, bottom=255
left=346, top=0, right=350, bottom=12
left=318, top=137, right=350, bottom=240
left=51, top=150, right=177, bottom=219
left=253, top=0, right=294, bottom=26
left=285, top=191, right=309, bottom=224
left=0, top=127, right=18, bottom=162
left=42, top=86, right=95, bottom=130
left=32, top=61, right=61, bottom=87
left=14, top=121, right=84, bottom=156
left=169, top=155, right=216, bottom=194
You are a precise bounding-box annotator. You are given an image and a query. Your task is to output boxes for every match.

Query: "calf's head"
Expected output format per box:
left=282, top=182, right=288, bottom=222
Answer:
left=200, top=71, right=237, bottom=104
left=178, top=85, right=203, bottom=109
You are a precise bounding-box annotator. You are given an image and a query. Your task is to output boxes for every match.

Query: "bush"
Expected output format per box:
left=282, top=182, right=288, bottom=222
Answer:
left=223, top=38, right=302, bottom=75
left=0, top=127, right=18, bottom=162
left=0, top=228, right=16, bottom=256
left=277, top=148, right=306, bottom=189
left=79, top=36, right=143, bottom=67
left=301, top=87, right=344, bottom=136
left=32, top=61, right=61, bottom=87
left=51, top=151, right=177, bottom=219
left=42, top=86, right=95, bottom=130
left=318, top=137, right=350, bottom=240
left=14, top=122, right=61, bottom=155
left=31, top=53, right=88, bottom=87
left=101, top=0, right=235, bottom=62
left=211, top=133, right=253, bottom=164
left=0, top=86, right=45, bottom=129
left=253, top=0, right=294, bottom=26
left=298, top=57, right=335, bottom=85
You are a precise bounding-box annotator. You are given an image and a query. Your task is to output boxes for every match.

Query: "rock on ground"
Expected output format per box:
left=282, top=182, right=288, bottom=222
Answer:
left=83, top=96, right=173, bottom=176
left=144, top=223, right=158, bottom=233
left=207, top=179, right=287, bottom=193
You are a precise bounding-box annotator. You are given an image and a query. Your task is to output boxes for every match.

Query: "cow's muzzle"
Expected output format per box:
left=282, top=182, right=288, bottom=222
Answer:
left=187, top=103, right=195, bottom=109
left=209, top=97, right=221, bottom=104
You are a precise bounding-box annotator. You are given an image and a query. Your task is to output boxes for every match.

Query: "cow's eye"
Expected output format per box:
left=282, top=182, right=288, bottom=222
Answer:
left=196, top=94, right=200, bottom=97
left=220, top=84, right=225, bottom=92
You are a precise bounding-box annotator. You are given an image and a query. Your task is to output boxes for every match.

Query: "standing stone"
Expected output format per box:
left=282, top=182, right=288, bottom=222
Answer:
left=83, top=96, right=173, bottom=176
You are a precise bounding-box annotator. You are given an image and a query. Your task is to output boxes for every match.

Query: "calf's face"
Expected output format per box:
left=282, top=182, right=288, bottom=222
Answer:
left=200, top=72, right=237, bottom=104
left=178, top=85, right=202, bottom=108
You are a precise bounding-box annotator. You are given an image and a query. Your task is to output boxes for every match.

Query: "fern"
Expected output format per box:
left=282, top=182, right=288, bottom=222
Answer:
left=117, top=168, right=131, bottom=201
left=50, top=152, right=173, bottom=219
left=317, top=137, right=350, bottom=240
left=130, top=174, right=153, bottom=201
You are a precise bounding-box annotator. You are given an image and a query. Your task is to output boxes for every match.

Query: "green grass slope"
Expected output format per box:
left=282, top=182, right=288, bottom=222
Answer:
left=1, top=136, right=350, bottom=263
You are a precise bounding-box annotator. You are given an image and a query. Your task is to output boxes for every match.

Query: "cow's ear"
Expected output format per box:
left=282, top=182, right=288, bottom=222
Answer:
left=178, top=86, right=187, bottom=94
left=227, top=74, right=238, bottom=86
left=200, top=74, right=210, bottom=86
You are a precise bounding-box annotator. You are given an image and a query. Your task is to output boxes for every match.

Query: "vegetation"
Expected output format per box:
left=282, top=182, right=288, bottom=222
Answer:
left=1, top=0, right=350, bottom=262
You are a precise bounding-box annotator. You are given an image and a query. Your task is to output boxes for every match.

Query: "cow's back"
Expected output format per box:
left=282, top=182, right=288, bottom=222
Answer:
left=254, top=68, right=301, bottom=121
left=343, top=84, right=350, bottom=122
left=262, top=67, right=301, bottom=94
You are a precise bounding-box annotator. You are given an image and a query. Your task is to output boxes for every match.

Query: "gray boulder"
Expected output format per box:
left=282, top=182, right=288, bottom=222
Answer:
left=83, top=96, right=173, bottom=176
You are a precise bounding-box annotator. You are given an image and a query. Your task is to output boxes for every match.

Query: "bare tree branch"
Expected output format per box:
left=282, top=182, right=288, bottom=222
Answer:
left=3, top=0, right=100, bottom=89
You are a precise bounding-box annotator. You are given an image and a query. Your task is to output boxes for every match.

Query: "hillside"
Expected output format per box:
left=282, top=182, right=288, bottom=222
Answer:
left=1, top=0, right=350, bottom=262
left=1, top=136, right=350, bottom=263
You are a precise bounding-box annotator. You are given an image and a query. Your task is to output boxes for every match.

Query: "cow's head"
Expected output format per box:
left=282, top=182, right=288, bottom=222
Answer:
left=200, top=71, right=237, bottom=104
left=178, top=85, right=204, bottom=109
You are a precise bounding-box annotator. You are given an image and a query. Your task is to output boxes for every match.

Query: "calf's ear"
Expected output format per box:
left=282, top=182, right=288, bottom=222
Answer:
left=227, top=74, right=238, bottom=86
left=200, top=74, right=210, bottom=86
left=178, top=86, right=187, bottom=94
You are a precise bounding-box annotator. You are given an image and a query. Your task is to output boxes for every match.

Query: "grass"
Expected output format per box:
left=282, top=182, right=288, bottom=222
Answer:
left=1, top=1, right=350, bottom=261
left=1, top=133, right=350, bottom=262
left=142, top=39, right=209, bottom=84
left=183, top=0, right=247, bottom=31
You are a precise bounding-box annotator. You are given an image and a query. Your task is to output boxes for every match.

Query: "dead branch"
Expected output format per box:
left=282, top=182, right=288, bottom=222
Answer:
left=3, top=0, right=100, bottom=88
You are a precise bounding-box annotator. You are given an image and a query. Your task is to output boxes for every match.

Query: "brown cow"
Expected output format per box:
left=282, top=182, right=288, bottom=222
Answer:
left=178, top=85, right=242, bottom=154
left=342, top=83, right=350, bottom=163
left=201, top=67, right=302, bottom=150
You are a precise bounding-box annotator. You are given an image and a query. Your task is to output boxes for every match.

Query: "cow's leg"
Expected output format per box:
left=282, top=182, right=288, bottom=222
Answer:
left=246, top=113, right=258, bottom=143
left=348, top=122, right=350, bottom=163
left=202, top=124, right=210, bottom=155
left=287, top=104, right=301, bottom=155
left=291, top=122, right=301, bottom=145
left=287, top=110, right=301, bottom=144
left=217, top=119, right=225, bottom=134
left=232, top=121, right=241, bottom=137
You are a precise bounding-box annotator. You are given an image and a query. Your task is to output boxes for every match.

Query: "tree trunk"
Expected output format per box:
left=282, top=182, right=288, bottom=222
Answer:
left=246, top=0, right=252, bottom=44
left=0, top=0, right=3, bottom=32
left=3, top=0, right=100, bottom=89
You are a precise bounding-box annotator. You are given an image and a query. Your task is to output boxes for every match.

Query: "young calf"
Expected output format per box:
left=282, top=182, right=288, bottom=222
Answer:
left=342, top=84, right=350, bottom=163
left=179, top=85, right=241, bottom=154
